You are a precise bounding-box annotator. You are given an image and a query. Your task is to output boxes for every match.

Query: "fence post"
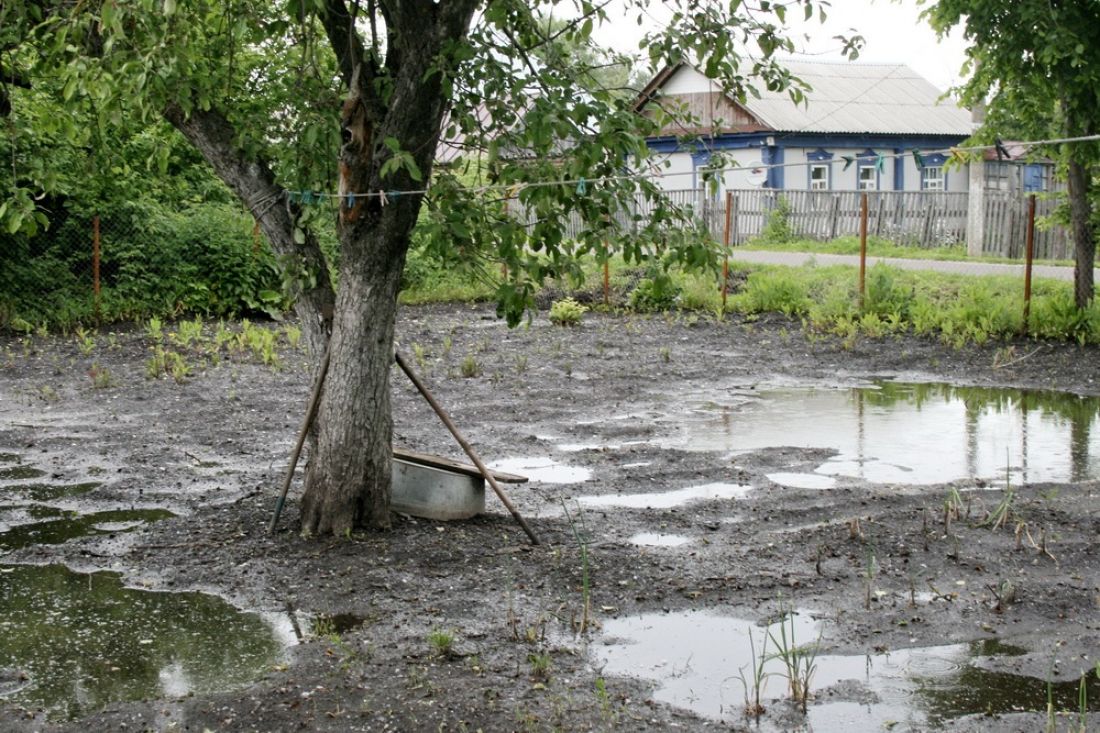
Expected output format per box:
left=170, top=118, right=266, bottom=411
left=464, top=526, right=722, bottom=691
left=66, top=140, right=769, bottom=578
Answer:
left=859, top=192, right=868, bottom=308
left=1022, top=194, right=1037, bottom=334
left=722, top=190, right=732, bottom=311
left=92, top=215, right=102, bottom=322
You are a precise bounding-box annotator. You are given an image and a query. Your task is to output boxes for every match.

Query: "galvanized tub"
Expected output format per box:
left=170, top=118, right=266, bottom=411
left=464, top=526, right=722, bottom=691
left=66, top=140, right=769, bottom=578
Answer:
left=389, top=449, right=527, bottom=521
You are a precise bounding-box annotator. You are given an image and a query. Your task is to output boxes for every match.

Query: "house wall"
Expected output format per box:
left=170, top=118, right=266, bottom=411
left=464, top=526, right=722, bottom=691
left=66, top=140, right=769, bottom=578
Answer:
left=645, top=135, right=972, bottom=195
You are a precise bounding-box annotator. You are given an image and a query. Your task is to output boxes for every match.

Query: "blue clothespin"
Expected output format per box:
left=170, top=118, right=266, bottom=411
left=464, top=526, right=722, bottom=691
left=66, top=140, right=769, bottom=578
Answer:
left=842, top=156, right=854, bottom=171
left=576, top=177, right=587, bottom=195
left=875, top=154, right=886, bottom=173
left=913, top=150, right=925, bottom=168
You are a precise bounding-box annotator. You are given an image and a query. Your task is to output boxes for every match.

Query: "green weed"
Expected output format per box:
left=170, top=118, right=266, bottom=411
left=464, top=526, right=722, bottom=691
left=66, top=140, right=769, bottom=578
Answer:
left=767, top=607, right=821, bottom=715
left=549, top=297, right=587, bottom=326
left=459, top=355, right=481, bottom=378
left=427, top=628, right=455, bottom=658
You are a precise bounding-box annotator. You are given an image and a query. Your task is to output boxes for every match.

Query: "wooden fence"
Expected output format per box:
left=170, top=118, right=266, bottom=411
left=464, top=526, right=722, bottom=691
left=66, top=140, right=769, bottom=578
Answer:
left=511, top=188, right=1072, bottom=260
left=981, top=192, right=1071, bottom=260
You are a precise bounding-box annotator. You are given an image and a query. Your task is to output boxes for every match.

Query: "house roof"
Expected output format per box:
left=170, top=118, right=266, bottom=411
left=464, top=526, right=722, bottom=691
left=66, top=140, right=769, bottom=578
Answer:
left=636, top=60, right=974, bottom=138
left=749, top=60, right=973, bottom=136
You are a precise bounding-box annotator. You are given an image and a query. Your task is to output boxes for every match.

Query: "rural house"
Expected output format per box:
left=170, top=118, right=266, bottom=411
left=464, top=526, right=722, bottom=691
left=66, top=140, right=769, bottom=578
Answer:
left=629, top=60, right=1065, bottom=256
left=632, top=59, right=975, bottom=194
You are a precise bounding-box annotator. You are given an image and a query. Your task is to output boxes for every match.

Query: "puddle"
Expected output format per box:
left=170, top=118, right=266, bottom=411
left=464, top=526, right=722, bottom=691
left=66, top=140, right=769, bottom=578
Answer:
left=594, top=610, right=1100, bottom=729
left=0, top=509, right=175, bottom=551
left=1, top=481, right=101, bottom=502
left=628, top=532, right=692, bottom=547
left=0, top=465, right=47, bottom=480
left=655, top=382, right=1100, bottom=484
left=766, top=472, right=838, bottom=490
left=488, top=457, right=591, bottom=484
left=577, top=482, right=751, bottom=510
left=309, top=612, right=368, bottom=636
left=0, top=563, right=287, bottom=719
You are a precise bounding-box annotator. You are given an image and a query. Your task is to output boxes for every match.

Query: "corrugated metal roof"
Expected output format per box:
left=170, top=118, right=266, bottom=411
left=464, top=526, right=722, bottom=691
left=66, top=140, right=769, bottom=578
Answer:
left=744, top=60, right=973, bottom=136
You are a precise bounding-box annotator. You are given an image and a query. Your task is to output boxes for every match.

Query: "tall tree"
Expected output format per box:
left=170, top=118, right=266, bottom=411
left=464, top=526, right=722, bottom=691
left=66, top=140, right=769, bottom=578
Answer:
left=4, top=0, right=854, bottom=536
left=925, top=0, right=1100, bottom=308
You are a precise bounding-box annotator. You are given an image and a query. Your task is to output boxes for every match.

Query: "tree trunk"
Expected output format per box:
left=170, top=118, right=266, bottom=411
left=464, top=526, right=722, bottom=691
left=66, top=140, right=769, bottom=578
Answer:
left=297, top=0, right=480, bottom=535
left=1066, top=156, right=1095, bottom=309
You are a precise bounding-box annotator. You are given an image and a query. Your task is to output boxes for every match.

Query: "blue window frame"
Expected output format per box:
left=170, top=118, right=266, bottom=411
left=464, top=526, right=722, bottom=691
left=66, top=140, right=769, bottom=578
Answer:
left=920, top=153, right=949, bottom=191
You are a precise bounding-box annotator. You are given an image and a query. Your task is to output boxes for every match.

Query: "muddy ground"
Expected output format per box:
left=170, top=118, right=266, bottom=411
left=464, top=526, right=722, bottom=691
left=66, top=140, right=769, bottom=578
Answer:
left=1, top=302, right=1098, bottom=732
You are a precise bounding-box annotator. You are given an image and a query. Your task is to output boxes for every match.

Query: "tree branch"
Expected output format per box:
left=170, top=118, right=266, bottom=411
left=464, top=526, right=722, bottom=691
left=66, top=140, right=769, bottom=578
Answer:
left=163, top=102, right=336, bottom=354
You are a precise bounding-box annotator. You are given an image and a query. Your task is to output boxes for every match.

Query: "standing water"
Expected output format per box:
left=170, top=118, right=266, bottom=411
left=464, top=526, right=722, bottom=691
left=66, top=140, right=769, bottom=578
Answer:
left=655, top=382, right=1100, bottom=484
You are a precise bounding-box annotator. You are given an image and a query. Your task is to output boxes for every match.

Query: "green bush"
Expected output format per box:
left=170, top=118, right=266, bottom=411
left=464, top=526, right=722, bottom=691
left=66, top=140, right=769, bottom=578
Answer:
left=629, top=272, right=681, bottom=312
left=549, top=297, right=587, bottom=326
left=730, top=270, right=809, bottom=316
left=759, top=195, right=794, bottom=244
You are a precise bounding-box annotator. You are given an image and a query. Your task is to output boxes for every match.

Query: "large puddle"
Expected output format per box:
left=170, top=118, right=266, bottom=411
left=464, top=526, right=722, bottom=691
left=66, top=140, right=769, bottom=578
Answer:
left=0, top=458, right=292, bottom=719
left=654, top=382, right=1100, bottom=484
left=0, top=563, right=290, bottom=719
left=595, top=609, right=1100, bottom=729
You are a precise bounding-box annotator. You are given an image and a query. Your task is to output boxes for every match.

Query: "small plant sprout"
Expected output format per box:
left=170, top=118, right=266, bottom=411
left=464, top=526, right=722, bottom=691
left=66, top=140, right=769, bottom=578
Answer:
left=528, top=652, right=552, bottom=681
left=88, top=362, right=113, bottom=389
left=427, top=628, right=455, bottom=658
left=74, top=326, right=96, bottom=356
left=513, top=354, right=528, bottom=373
left=145, top=317, right=164, bottom=343
left=659, top=346, right=671, bottom=363
left=560, top=499, right=592, bottom=634
left=412, top=342, right=427, bottom=369
left=735, top=626, right=770, bottom=720
left=767, top=606, right=821, bottom=715
left=459, top=355, right=481, bottom=378
left=549, top=297, right=587, bottom=326
left=863, top=544, right=878, bottom=610
left=980, top=455, right=1016, bottom=530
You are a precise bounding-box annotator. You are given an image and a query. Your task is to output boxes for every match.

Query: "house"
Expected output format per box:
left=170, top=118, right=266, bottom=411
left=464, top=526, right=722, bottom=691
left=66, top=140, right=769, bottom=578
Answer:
left=633, top=60, right=976, bottom=194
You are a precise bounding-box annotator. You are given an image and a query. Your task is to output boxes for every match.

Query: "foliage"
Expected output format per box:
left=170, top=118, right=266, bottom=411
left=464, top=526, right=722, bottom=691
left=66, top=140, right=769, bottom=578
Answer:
left=548, top=298, right=587, bottom=326
left=629, top=271, right=683, bottom=312
left=759, top=195, right=794, bottom=244
left=924, top=0, right=1100, bottom=307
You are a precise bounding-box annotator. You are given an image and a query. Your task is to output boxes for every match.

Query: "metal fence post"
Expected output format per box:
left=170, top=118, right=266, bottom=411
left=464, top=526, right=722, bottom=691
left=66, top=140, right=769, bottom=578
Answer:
left=722, top=190, right=732, bottom=311
left=859, top=192, right=868, bottom=308
left=92, top=215, right=101, bottom=322
left=1022, top=194, right=1037, bottom=334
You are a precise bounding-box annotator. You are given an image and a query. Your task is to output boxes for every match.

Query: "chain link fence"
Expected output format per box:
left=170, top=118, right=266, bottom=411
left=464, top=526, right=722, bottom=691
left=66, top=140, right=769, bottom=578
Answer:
left=1, top=203, right=285, bottom=331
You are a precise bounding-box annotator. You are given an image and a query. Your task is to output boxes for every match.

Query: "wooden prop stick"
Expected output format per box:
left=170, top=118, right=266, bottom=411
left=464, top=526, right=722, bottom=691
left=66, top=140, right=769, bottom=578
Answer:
left=395, top=349, right=540, bottom=546
left=269, top=342, right=331, bottom=534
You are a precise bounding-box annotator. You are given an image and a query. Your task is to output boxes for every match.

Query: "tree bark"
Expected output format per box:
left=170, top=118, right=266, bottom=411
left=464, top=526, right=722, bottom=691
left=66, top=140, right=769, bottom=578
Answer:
left=1066, top=156, right=1095, bottom=309
left=297, top=0, right=480, bottom=535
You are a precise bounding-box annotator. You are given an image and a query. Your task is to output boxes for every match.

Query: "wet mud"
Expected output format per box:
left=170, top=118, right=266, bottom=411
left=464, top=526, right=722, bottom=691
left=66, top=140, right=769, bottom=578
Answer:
left=1, top=303, right=1098, bottom=732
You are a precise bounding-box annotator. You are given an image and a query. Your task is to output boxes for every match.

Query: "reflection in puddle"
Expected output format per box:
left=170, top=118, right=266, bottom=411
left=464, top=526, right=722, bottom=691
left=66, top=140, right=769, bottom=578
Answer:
left=595, top=610, right=1100, bottom=729
left=766, top=472, right=837, bottom=490
left=0, top=509, right=175, bottom=551
left=0, top=465, right=47, bottom=480
left=628, top=533, right=692, bottom=547
left=0, top=563, right=287, bottom=719
left=655, top=383, right=1100, bottom=484
left=488, top=457, right=591, bottom=484
left=309, top=612, right=368, bottom=636
left=1, top=481, right=101, bottom=502
left=577, top=482, right=751, bottom=510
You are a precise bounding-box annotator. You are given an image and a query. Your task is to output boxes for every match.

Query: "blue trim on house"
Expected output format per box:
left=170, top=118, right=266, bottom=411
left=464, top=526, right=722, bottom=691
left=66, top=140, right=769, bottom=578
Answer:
left=893, top=148, right=904, bottom=190
left=807, top=147, right=834, bottom=162
left=691, top=150, right=711, bottom=189
left=645, top=133, right=774, bottom=155
left=923, top=152, right=949, bottom=166
left=765, top=146, right=784, bottom=188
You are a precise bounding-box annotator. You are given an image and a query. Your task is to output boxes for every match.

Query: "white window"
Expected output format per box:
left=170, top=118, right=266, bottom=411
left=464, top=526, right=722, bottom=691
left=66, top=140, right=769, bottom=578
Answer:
left=810, top=164, right=829, bottom=190
left=922, top=166, right=945, bottom=190
left=858, top=166, right=877, bottom=191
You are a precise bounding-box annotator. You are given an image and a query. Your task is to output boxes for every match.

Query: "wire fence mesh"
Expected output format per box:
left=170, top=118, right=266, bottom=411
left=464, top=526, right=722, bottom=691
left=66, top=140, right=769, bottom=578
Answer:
left=1, top=204, right=284, bottom=331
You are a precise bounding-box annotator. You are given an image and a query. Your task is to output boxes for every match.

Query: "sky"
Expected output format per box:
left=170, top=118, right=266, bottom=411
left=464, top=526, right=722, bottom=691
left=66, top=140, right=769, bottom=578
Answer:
left=595, top=0, right=970, bottom=94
